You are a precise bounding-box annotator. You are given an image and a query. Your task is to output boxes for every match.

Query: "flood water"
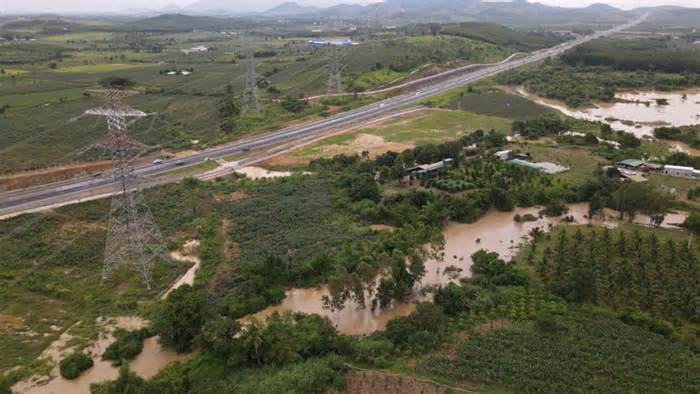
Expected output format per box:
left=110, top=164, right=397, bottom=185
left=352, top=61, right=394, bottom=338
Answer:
left=519, top=88, right=700, bottom=137
left=252, top=204, right=688, bottom=335
left=15, top=205, right=688, bottom=392
left=15, top=244, right=201, bottom=394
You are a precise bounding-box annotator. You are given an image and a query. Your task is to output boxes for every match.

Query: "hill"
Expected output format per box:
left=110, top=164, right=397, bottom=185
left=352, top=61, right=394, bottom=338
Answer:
left=438, top=22, right=567, bottom=51
left=118, top=14, right=245, bottom=32
left=265, top=2, right=320, bottom=16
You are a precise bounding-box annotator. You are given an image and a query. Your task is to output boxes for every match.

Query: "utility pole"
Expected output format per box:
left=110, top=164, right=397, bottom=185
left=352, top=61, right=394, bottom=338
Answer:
left=85, top=90, right=167, bottom=290
left=327, top=44, right=345, bottom=94
left=373, top=3, right=381, bottom=30
left=243, top=46, right=261, bottom=112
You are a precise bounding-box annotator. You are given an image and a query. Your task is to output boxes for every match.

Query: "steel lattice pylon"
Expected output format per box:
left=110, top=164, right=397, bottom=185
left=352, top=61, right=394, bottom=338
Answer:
left=85, top=90, right=166, bottom=289
left=243, top=47, right=261, bottom=112
left=327, top=45, right=345, bottom=94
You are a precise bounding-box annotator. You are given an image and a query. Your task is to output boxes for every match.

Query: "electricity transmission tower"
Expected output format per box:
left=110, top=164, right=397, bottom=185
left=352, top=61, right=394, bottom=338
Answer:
left=85, top=90, right=167, bottom=289
left=327, top=45, right=345, bottom=94
left=243, top=48, right=261, bottom=112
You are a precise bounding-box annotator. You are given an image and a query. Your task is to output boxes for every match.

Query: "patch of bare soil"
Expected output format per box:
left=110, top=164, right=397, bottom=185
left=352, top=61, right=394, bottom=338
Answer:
left=321, top=134, right=414, bottom=158
left=334, top=368, right=475, bottom=394
left=369, top=224, right=395, bottom=232
left=0, top=313, right=25, bottom=331
left=260, top=154, right=307, bottom=168
left=0, top=161, right=112, bottom=192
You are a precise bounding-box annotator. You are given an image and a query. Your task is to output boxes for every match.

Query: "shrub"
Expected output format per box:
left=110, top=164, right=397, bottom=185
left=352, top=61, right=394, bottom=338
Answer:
left=59, top=352, right=94, bottom=379
left=534, top=312, right=568, bottom=334
left=153, top=285, right=206, bottom=352
left=98, top=76, right=135, bottom=89
left=103, top=328, right=153, bottom=365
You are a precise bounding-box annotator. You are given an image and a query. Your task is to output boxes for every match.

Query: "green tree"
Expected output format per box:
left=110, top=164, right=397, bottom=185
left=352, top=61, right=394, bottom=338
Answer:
left=153, top=285, right=206, bottom=352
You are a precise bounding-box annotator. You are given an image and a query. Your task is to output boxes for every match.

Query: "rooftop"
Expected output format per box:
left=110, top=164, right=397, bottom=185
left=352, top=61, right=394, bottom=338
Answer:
left=664, top=164, right=695, bottom=171
left=618, top=159, right=644, bottom=167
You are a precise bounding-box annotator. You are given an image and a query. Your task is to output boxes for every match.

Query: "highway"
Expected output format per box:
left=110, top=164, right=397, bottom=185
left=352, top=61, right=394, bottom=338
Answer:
left=0, top=15, right=647, bottom=218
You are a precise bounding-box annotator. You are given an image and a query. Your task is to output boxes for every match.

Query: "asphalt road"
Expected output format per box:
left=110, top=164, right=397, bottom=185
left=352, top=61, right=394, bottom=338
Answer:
left=0, top=15, right=647, bottom=218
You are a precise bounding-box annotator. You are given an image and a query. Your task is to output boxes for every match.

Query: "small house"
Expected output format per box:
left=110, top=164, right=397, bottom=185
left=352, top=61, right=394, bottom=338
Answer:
left=663, top=165, right=697, bottom=179
left=618, top=159, right=644, bottom=170
left=494, top=150, right=511, bottom=161
left=403, top=158, right=454, bottom=183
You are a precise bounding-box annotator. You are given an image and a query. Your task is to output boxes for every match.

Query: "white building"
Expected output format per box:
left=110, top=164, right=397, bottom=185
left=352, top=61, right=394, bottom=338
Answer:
left=181, top=45, right=208, bottom=54
left=494, top=150, right=511, bottom=161
left=663, top=165, right=698, bottom=179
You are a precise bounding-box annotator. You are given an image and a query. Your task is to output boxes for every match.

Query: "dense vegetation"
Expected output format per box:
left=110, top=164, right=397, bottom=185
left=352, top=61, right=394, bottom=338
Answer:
left=436, top=22, right=567, bottom=51
left=561, top=37, right=700, bottom=73
left=59, top=352, right=93, bottom=379
left=499, top=39, right=700, bottom=107
left=533, top=227, right=698, bottom=324
left=654, top=125, right=700, bottom=148
left=501, top=60, right=700, bottom=107
left=102, top=328, right=153, bottom=365
left=419, top=309, right=699, bottom=392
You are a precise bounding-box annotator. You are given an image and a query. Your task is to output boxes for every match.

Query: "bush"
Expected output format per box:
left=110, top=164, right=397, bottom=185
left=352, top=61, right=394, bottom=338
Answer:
left=384, top=303, right=447, bottom=351
left=103, top=328, right=153, bottom=365
left=59, top=352, right=94, bottom=379
left=98, top=76, right=135, bottom=89
left=153, top=285, right=206, bottom=352
left=534, top=312, right=568, bottom=334
left=540, top=200, right=568, bottom=217
left=618, top=310, right=673, bottom=338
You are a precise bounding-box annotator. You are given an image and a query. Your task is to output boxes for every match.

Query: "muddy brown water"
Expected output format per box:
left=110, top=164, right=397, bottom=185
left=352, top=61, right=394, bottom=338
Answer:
left=518, top=88, right=700, bottom=138
left=15, top=205, right=688, bottom=392
left=14, top=245, right=201, bottom=394
left=252, top=204, right=687, bottom=335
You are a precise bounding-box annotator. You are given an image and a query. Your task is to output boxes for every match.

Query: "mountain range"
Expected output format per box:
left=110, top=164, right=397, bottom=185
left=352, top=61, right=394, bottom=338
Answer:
left=178, top=0, right=639, bottom=27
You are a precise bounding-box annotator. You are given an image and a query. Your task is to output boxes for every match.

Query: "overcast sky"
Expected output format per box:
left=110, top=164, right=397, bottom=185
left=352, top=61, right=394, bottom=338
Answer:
left=2, top=0, right=698, bottom=14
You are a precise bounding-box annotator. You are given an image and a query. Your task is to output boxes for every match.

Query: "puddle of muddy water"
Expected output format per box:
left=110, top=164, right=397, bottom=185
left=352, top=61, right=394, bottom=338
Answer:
left=15, top=242, right=202, bottom=394
left=518, top=88, right=700, bottom=138
left=161, top=240, right=201, bottom=300
left=252, top=203, right=687, bottom=335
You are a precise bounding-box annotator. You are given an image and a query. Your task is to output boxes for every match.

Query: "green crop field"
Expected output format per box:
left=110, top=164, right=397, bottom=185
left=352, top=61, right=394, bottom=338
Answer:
left=0, top=20, right=524, bottom=174
left=52, top=63, right=150, bottom=73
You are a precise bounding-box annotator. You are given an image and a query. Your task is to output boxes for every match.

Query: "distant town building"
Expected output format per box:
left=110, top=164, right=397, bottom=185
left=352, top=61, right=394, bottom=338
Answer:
left=181, top=45, right=208, bottom=54
left=307, top=39, right=356, bottom=48
left=663, top=165, right=698, bottom=179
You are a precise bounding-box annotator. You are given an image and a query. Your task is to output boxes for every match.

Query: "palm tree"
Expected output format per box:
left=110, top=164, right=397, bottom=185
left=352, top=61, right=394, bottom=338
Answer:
left=242, top=319, right=264, bottom=365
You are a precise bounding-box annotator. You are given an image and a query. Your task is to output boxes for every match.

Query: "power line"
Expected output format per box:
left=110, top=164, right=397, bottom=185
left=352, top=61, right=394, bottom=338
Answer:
left=242, top=46, right=261, bottom=113
left=327, top=45, right=345, bottom=94
left=85, top=90, right=168, bottom=289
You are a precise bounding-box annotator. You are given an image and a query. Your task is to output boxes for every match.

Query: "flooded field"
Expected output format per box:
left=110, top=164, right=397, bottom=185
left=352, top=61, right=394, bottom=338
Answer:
left=252, top=204, right=688, bottom=335
left=15, top=244, right=201, bottom=394
left=15, top=206, right=688, bottom=392
left=518, top=88, right=700, bottom=137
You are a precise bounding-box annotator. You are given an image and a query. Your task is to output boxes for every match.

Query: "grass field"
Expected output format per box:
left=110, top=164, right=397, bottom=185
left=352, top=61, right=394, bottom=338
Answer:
left=511, top=142, right=606, bottom=184
left=447, top=88, right=553, bottom=119
left=52, top=63, right=150, bottom=73
left=0, top=182, right=207, bottom=382
left=40, top=32, right=115, bottom=42
left=293, top=109, right=512, bottom=160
